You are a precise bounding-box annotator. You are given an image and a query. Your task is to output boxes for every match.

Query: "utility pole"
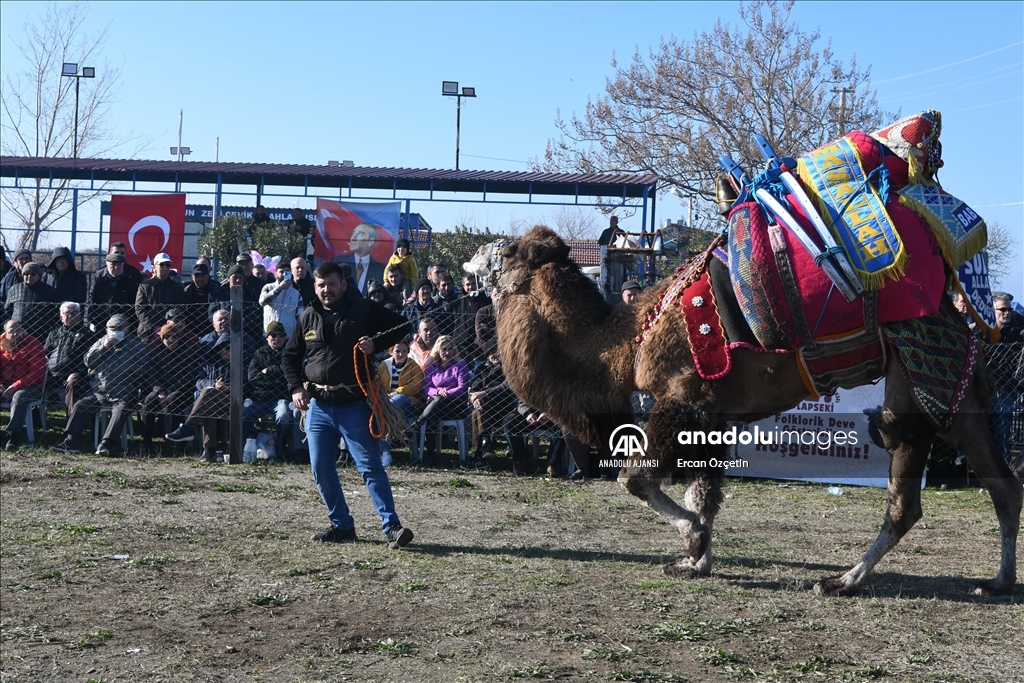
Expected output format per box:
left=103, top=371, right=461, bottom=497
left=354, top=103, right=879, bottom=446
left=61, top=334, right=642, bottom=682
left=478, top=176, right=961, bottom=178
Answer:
left=833, top=87, right=852, bottom=137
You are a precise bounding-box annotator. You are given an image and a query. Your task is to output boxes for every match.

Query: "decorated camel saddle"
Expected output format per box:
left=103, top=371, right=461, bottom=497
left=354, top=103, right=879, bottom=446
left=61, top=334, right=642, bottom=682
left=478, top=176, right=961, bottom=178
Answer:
left=654, top=111, right=988, bottom=429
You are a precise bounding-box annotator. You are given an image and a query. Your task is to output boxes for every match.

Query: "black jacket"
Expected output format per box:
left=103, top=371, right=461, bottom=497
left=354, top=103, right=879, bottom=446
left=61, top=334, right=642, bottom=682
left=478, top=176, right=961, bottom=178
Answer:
left=89, top=270, right=140, bottom=326
left=248, top=344, right=289, bottom=402
left=42, top=247, right=88, bottom=304
left=95, top=262, right=143, bottom=285
left=151, top=341, right=198, bottom=394
left=135, top=275, right=185, bottom=341
left=4, top=280, right=59, bottom=340
left=43, top=321, right=97, bottom=382
left=182, top=281, right=216, bottom=334
left=282, top=294, right=411, bottom=404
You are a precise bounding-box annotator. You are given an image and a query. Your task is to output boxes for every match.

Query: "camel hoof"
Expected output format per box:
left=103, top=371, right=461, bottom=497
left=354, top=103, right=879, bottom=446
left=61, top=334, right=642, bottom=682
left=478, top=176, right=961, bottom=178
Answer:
left=973, top=579, right=1013, bottom=597
left=813, top=577, right=860, bottom=597
left=663, top=557, right=709, bottom=578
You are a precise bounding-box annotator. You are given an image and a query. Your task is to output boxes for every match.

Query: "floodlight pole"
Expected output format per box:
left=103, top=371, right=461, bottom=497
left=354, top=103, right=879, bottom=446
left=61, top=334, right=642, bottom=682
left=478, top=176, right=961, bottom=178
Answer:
left=443, top=82, right=476, bottom=170
left=455, top=95, right=462, bottom=170
left=61, top=64, right=94, bottom=161
left=73, top=77, right=80, bottom=160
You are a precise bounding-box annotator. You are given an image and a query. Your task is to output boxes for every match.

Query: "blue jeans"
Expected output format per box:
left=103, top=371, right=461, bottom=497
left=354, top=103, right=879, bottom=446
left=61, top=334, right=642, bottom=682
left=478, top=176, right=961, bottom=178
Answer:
left=378, top=394, right=417, bottom=453
left=244, top=399, right=294, bottom=455
left=306, top=398, right=401, bottom=532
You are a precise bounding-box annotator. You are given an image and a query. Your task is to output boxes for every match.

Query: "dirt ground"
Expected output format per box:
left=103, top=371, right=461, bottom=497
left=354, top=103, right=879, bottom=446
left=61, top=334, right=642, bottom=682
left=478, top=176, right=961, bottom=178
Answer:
left=1, top=445, right=1022, bottom=683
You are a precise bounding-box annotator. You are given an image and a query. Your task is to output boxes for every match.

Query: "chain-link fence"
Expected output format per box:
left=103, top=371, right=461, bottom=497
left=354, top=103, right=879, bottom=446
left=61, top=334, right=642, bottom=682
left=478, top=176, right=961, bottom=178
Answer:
left=4, top=292, right=1023, bottom=474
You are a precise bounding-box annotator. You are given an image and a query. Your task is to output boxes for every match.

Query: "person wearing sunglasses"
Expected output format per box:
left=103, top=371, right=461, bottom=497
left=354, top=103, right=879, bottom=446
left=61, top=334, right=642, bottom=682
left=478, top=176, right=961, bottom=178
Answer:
left=989, top=292, right=1023, bottom=466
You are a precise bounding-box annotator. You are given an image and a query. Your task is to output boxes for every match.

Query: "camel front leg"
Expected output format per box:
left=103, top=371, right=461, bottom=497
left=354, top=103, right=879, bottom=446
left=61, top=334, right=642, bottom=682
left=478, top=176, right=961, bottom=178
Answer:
left=814, top=408, right=931, bottom=596
left=619, top=469, right=710, bottom=568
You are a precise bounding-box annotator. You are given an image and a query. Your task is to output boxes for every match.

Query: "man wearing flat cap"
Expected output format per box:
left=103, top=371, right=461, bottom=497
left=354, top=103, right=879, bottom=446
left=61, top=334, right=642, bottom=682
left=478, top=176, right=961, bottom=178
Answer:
left=182, top=262, right=217, bottom=335
left=620, top=280, right=641, bottom=306
left=0, top=248, right=33, bottom=310
left=213, top=263, right=263, bottom=343
left=136, top=252, right=184, bottom=342
left=53, top=313, right=150, bottom=456
left=90, top=252, right=140, bottom=328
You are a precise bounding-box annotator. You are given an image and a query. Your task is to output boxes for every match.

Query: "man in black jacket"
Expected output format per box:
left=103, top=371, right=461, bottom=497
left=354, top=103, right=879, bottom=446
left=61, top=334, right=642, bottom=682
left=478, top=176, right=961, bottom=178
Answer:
left=282, top=262, right=414, bottom=548
left=290, top=257, right=317, bottom=307
left=89, top=253, right=139, bottom=330
left=182, top=262, right=216, bottom=335
left=43, top=301, right=97, bottom=413
left=135, top=253, right=185, bottom=342
left=96, top=242, right=144, bottom=285
left=5, top=262, right=59, bottom=341
left=0, top=249, right=33, bottom=312
left=43, top=247, right=88, bottom=304
left=212, top=265, right=263, bottom=342
left=244, top=321, right=293, bottom=458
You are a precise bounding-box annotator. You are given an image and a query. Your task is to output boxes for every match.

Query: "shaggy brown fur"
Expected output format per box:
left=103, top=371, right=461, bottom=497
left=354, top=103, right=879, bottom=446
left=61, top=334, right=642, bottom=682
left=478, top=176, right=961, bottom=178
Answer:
left=496, top=225, right=1020, bottom=596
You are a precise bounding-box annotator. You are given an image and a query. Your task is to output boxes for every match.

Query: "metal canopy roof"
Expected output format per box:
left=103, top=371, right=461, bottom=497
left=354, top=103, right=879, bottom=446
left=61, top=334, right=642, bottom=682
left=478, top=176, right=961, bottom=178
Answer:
left=0, top=156, right=659, bottom=199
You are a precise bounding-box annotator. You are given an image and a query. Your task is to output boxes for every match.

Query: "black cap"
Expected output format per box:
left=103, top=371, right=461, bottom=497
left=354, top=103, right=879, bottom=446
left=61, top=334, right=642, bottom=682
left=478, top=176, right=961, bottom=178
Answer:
left=105, top=253, right=126, bottom=263
left=227, top=265, right=245, bottom=277
left=192, top=263, right=210, bottom=275
left=621, top=280, right=641, bottom=293
left=236, top=253, right=253, bottom=263
left=413, top=277, right=432, bottom=292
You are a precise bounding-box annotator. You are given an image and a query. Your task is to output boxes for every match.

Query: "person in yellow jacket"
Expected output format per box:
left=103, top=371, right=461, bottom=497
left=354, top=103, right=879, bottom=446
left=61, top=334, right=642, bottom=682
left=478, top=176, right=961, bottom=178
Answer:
left=376, top=338, right=424, bottom=466
left=385, top=238, right=418, bottom=291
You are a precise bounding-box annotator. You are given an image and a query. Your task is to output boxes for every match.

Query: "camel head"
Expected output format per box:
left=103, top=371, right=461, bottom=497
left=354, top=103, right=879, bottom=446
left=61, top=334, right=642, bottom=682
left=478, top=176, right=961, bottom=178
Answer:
left=496, top=225, right=573, bottom=294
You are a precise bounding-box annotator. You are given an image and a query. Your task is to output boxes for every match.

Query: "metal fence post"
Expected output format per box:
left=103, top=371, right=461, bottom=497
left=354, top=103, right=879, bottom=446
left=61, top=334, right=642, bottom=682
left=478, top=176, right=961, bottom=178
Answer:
left=229, top=282, right=243, bottom=463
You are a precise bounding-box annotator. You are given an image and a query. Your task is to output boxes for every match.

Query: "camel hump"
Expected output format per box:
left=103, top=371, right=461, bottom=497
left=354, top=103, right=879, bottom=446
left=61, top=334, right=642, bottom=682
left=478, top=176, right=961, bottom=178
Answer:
left=516, top=225, right=571, bottom=268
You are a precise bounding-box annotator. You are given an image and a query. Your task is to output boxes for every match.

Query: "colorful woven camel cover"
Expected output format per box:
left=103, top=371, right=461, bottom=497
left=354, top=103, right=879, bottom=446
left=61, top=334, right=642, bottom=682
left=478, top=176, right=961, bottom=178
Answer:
left=797, top=134, right=906, bottom=289
left=881, top=300, right=977, bottom=430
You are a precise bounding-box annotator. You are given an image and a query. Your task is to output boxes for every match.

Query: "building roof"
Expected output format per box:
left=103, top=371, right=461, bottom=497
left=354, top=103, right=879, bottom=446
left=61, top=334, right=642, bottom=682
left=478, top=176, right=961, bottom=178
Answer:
left=564, top=239, right=602, bottom=267
left=0, top=156, right=659, bottom=199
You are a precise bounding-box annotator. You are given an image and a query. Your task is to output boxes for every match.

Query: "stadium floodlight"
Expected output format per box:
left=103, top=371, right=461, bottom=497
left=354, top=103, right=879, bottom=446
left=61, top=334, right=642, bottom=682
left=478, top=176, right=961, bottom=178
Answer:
left=442, top=81, right=478, bottom=170
left=61, top=64, right=96, bottom=159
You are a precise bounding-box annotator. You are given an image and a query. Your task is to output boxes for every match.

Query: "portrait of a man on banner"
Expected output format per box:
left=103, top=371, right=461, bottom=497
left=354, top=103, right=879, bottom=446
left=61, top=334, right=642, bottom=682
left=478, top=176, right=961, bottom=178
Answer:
left=314, top=199, right=399, bottom=295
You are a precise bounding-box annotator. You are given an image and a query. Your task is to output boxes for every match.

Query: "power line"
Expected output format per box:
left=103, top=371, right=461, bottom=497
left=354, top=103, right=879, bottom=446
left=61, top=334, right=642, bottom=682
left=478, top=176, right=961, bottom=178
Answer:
left=874, top=40, right=1023, bottom=85
left=461, top=153, right=531, bottom=166
left=880, top=62, right=1022, bottom=101
left=947, top=95, right=1023, bottom=113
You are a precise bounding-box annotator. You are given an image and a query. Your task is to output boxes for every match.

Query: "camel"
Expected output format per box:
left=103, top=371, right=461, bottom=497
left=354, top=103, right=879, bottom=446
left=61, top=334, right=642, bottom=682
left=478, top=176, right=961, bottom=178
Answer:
left=480, top=226, right=1020, bottom=596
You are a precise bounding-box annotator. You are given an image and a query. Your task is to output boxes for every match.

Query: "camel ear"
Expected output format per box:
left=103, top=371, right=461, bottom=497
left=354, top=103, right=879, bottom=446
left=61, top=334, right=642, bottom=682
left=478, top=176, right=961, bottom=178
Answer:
left=520, top=227, right=570, bottom=268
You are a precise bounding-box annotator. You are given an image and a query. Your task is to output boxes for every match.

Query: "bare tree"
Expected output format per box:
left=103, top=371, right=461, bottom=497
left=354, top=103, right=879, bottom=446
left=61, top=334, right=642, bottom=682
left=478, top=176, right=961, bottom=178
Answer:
left=542, top=1, right=890, bottom=230
left=548, top=206, right=600, bottom=241
left=1, top=2, right=127, bottom=250
left=985, top=221, right=1018, bottom=289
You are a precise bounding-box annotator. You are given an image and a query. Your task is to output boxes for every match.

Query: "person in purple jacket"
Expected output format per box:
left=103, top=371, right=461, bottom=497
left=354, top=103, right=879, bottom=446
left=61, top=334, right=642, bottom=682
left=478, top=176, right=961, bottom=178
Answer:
left=416, top=335, right=470, bottom=465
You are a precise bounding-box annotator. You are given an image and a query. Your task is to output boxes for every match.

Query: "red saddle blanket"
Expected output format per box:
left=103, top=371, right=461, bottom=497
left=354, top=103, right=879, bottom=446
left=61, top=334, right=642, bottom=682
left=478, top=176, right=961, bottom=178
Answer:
left=727, top=134, right=946, bottom=351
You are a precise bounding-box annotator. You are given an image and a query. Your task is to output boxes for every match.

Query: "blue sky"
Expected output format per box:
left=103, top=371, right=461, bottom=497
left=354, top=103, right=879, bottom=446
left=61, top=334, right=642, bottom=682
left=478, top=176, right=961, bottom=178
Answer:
left=1, top=1, right=1021, bottom=291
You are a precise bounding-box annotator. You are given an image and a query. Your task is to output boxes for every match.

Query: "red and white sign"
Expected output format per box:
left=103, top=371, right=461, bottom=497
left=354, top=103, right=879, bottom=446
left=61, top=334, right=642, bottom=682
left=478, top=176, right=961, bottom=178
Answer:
left=109, top=194, right=186, bottom=274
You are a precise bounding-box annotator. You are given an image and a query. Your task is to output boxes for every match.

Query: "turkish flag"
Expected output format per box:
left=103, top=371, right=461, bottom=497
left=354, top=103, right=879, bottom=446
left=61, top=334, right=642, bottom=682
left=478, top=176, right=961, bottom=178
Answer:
left=109, top=194, right=186, bottom=274
left=313, top=198, right=397, bottom=265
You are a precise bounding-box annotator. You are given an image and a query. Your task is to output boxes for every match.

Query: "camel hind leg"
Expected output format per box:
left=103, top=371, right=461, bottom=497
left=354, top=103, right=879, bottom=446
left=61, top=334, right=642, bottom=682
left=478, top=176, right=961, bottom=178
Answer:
left=619, top=397, right=722, bottom=576
left=942, top=374, right=1020, bottom=596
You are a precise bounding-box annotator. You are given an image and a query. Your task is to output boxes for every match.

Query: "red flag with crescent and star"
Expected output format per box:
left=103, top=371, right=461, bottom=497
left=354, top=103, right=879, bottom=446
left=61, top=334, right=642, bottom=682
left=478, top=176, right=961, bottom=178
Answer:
left=108, top=194, right=186, bottom=274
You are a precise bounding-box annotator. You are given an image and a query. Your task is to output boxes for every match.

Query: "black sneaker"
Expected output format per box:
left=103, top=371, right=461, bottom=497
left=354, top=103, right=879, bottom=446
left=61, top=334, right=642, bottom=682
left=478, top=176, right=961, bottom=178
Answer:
left=4, top=431, right=23, bottom=451
left=199, top=448, right=215, bottom=463
left=52, top=438, right=80, bottom=454
left=311, top=526, right=358, bottom=543
left=385, top=524, right=413, bottom=549
left=165, top=423, right=195, bottom=443
left=95, top=441, right=112, bottom=457
left=460, top=458, right=489, bottom=471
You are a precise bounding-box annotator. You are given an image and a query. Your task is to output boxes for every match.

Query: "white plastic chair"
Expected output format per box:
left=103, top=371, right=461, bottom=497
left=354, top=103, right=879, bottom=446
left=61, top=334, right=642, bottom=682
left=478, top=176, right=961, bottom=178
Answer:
left=415, top=418, right=469, bottom=466
left=94, top=405, right=135, bottom=450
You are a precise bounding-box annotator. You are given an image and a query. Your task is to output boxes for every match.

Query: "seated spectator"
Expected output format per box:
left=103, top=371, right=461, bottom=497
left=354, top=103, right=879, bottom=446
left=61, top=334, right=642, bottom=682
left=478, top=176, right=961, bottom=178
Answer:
left=5, top=262, right=59, bottom=342
left=140, top=321, right=199, bottom=450
left=1, top=319, right=46, bottom=450
left=474, top=287, right=498, bottom=358
left=43, top=301, right=97, bottom=413
left=468, top=340, right=514, bottom=468
left=165, top=333, right=234, bottom=463
left=620, top=280, right=642, bottom=306
left=403, top=277, right=438, bottom=323
left=183, top=262, right=217, bottom=335
left=386, top=238, right=418, bottom=293
left=501, top=400, right=563, bottom=476
left=0, top=249, right=33, bottom=311
left=290, top=257, right=316, bottom=306
left=415, top=335, right=470, bottom=465
left=259, top=262, right=303, bottom=337
left=43, top=246, right=88, bottom=304
left=243, top=321, right=294, bottom=459
left=135, top=253, right=185, bottom=342
left=213, top=264, right=263, bottom=343
left=453, top=273, right=491, bottom=366
left=367, top=280, right=399, bottom=313
left=90, top=252, right=140, bottom=332
left=409, top=317, right=438, bottom=368
left=432, top=274, right=460, bottom=336
left=199, top=307, right=255, bottom=361
left=100, top=242, right=144, bottom=284
left=383, top=263, right=411, bottom=305
left=53, top=313, right=150, bottom=456
left=375, top=339, right=424, bottom=466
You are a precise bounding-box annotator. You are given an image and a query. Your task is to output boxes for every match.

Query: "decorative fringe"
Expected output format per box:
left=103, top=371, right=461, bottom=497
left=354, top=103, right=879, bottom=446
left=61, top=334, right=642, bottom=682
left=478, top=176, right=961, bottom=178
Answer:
left=897, top=193, right=988, bottom=270
left=907, top=150, right=938, bottom=187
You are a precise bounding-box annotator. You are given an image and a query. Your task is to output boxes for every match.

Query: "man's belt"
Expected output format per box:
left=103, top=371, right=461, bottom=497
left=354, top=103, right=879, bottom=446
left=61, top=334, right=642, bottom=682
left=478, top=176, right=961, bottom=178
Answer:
left=305, top=380, right=363, bottom=403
